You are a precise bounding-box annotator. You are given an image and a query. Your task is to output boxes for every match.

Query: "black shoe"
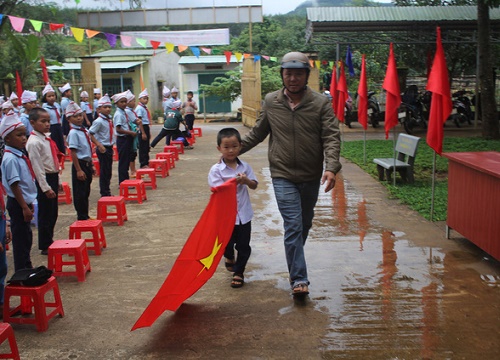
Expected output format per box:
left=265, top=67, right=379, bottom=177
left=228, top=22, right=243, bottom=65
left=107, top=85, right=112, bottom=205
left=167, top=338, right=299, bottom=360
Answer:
left=41, top=250, right=48, bottom=255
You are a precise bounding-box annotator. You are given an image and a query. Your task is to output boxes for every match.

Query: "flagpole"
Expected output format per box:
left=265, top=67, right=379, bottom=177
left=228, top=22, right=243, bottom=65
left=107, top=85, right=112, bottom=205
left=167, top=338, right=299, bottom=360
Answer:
left=340, top=122, right=344, bottom=152
left=392, top=127, right=397, bottom=187
left=430, top=151, right=436, bottom=221
left=363, top=129, right=366, bottom=166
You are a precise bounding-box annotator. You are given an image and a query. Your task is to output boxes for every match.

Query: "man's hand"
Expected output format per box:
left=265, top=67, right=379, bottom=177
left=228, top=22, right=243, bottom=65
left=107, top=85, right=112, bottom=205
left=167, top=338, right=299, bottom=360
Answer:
left=321, top=171, right=336, bottom=193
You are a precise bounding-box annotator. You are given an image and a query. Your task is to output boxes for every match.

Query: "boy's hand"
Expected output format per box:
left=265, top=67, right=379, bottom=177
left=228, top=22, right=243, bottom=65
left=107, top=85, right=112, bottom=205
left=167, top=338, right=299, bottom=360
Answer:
left=44, top=189, right=57, bottom=199
left=98, top=144, right=106, bottom=153
left=235, top=173, right=248, bottom=185
left=142, top=133, right=147, bottom=140
left=77, top=169, right=86, bottom=181
left=23, top=206, right=34, bottom=222
left=6, top=223, right=12, bottom=244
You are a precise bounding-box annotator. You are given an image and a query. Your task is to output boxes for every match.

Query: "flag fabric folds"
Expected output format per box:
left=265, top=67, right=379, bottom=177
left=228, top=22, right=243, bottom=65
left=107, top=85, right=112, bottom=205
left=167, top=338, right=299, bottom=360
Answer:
left=357, top=54, right=368, bottom=130
left=15, top=71, right=23, bottom=98
left=329, top=64, right=338, bottom=116
left=346, top=45, right=355, bottom=77
left=132, top=179, right=237, bottom=330
left=336, top=62, right=348, bottom=123
left=382, top=43, right=402, bottom=139
left=426, top=27, right=452, bottom=155
left=40, top=57, right=50, bottom=84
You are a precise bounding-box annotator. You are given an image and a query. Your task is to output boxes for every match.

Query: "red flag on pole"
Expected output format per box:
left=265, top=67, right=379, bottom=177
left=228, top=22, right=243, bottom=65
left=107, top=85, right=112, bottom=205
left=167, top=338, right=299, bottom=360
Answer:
left=329, top=64, right=338, bottom=116
left=40, top=57, right=50, bottom=84
left=382, top=43, right=401, bottom=139
left=357, top=54, right=368, bottom=130
left=132, top=179, right=237, bottom=330
left=15, top=71, right=23, bottom=98
left=336, top=62, right=348, bottom=123
left=426, top=27, right=452, bottom=155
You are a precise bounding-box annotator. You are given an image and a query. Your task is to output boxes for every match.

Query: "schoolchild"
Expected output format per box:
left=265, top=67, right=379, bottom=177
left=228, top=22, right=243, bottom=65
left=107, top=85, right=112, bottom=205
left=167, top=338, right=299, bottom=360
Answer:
left=162, top=86, right=171, bottom=115
left=125, top=91, right=143, bottom=177
left=26, top=108, right=61, bottom=255
left=9, top=93, right=20, bottom=114
left=1, top=101, right=14, bottom=117
left=80, top=91, right=93, bottom=128
left=93, top=88, right=101, bottom=120
left=41, top=83, right=66, bottom=154
left=0, top=113, right=37, bottom=271
left=208, top=127, right=258, bottom=288
left=88, top=95, right=114, bottom=197
left=0, top=185, right=12, bottom=315
left=19, top=91, right=38, bottom=137
left=134, top=89, right=152, bottom=168
left=181, top=90, right=198, bottom=130
left=66, top=102, right=97, bottom=220
left=150, top=100, right=191, bottom=149
left=111, top=92, right=137, bottom=184
left=59, top=83, right=72, bottom=136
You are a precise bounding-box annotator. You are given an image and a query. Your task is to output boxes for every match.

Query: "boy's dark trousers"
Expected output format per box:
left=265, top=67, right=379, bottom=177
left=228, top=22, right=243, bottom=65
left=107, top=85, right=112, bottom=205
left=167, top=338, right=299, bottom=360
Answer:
left=6, top=197, right=33, bottom=271
left=185, top=114, right=195, bottom=130
left=97, top=146, right=113, bottom=196
left=224, top=221, right=252, bottom=275
left=116, top=135, right=133, bottom=184
left=72, top=160, right=93, bottom=220
left=138, top=124, right=151, bottom=168
left=36, top=172, right=59, bottom=251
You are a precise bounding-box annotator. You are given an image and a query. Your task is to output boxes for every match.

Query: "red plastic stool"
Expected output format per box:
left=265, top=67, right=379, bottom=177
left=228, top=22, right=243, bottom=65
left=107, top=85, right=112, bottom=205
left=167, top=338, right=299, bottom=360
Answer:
left=0, top=323, right=20, bottom=360
left=192, top=127, right=202, bottom=137
left=112, top=145, right=118, bottom=161
left=3, top=276, right=64, bottom=332
left=163, top=145, right=179, bottom=161
left=69, top=220, right=107, bottom=255
left=97, top=196, right=128, bottom=226
left=136, top=168, right=157, bottom=189
left=119, top=179, right=147, bottom=204
left=148, top=159, right=169, bottom=178
left=155, top=153, right=175, bottom=169
left=92, top=159, right=100, bottom=177
left=170, top=140, right=185, bottom=154
left=47, top=239, right=91, bottom=282
left=187, top=136, right=195, bottom=146
left=58, top=182, right=72, bottom=205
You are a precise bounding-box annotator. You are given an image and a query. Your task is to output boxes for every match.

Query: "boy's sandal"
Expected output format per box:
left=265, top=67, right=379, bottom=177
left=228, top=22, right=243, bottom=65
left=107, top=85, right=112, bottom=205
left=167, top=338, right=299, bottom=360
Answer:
left=224, top=259, right=235, bottom=272
left=231, top=274, right=244, bottom=288
left=292, top=283, right=309, bottom=296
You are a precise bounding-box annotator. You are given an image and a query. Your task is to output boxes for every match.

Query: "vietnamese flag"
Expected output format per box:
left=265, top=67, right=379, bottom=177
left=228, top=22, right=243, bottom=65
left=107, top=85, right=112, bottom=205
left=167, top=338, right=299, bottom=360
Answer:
left=357, top=54, right=368, bottom=130
left=40, top=57, right=50, bottom=84
left=15, top=71, right=23, bottom=99
left=382, top=43, right=401, bottom=139
left=132, top=179, right=237, bottom=330
left=426, top=27, right=452, bottom=155
left=336, top=62, right=348, bottom=123
left=329, top=64, right=338, bottom=116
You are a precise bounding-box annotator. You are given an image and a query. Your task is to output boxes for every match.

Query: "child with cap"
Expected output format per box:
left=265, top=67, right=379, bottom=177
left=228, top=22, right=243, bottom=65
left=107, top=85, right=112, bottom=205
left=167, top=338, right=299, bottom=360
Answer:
left=0, top=113, right=37, bottom=271
left=41, top=83, right=66, bottom=155
left=112, top=92, right=137, bottom=184
left=134, top=88, right=152, bottom=168
left=19, top=91, right=38, bottom=137
left=59, top=83, right=72, bottom=136
left=89, top=94, right=114, bottom=197
left=125, top=91, right=143, bottom=177
left=150, top=99, right=192, bottom=149
left=93, top=88, right=101, bottom=120
left=9, top=93, right=20, bottom=114
left=66, top=102, right=98, bottom=220
left=80, top=91, right=93, bottom=128
left=26, top=108, right=61, bottom=255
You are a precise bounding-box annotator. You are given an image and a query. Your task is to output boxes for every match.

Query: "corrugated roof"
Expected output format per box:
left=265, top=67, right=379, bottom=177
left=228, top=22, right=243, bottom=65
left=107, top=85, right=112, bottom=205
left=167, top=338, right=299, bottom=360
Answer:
left=178, top=55, right=240, bottom=65
left=47, top=61, right=145, bottom=71
left=91, top=49, right=164, bottom=57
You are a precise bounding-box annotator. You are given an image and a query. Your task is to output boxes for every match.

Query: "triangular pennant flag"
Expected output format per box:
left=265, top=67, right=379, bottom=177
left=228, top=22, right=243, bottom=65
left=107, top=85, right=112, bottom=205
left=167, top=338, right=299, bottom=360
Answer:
left=262, top=55, right=270, bottom=61
left=336, top=62, right=348, bottom=123
left=243, top=53, right=251, bottom=59
left=105, top=33, right=118, bottom=48
left=151, top=40, right=161, bottom=50
left=309, top=60, right=314, bottom=68
left=235, top=52, right=243, bottom=62
left=329, top=61, right=334, bottom=67
left=346, top=45, right=355, bottom=77
left=382, top=43, right=402, bottom=139
left=224, top=51, right=232, bottom=64
left=330, top=64, right=338, bottom=116
left=357, top=54, right=368, bottom=130
left=254, top=55, right=261, bottom=63
left=70, top=27, right=85, bottom=43
left=75, top=0, right=81, bottom=4
left=270, top=56, right=278, bottom=62
left=49, top=23, right=64, bottom=31
left=29, top=19, right=43, bottom=32
left=8, top=16, right=26, bottom=32
left=212, top=49, right=221, bottom=55
left=0, top=15, right=3, bottom=26
left=178, top=45, right=188, bottom=52
left=315, top=60, right=321, bottom=69
left=136, top=38, right=147, bottom=48
left=121, top=35, right=132, bottom=47
left=165, top=43, right=175, bottom=53
left=190, top=46, right=200, bottom=58
left=201, top=47, right=212, bottom=54
left=86, top=29, right=100, bottom=38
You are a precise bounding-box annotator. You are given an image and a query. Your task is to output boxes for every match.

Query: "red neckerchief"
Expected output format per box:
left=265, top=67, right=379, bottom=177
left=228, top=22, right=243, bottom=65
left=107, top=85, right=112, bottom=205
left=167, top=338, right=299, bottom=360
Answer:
left=30, top=131, right=61, bottom=169
left=139, top=103, right=151, bottom=122
left=48, top=105, right=61, bottom=124
left=99, top=114, right=114, bottom=144
left=4, top=149, right=36, bottom=180
left=73, top=126, right=92, bottom=150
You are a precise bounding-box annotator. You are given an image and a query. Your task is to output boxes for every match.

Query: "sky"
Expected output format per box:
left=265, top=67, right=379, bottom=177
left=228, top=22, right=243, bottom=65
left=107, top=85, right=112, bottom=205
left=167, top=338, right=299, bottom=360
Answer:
left=71, top=0, right=391, bottom=16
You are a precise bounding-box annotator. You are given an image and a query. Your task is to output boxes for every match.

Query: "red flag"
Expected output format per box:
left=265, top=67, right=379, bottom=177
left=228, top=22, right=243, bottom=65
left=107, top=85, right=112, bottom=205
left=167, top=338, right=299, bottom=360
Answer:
left=15, top=71, right=23, bottom=98
left=426, top=27, right=452, bottom=155
left=382, top=43, right=401, bottom=139
left=329, top=64, right=338, bottom=116
left=224, top=51, right=232, bottom=65
left=336, top=62, right=348, bottom=123
left=40, top=57, right=49, bottom=84
left=49, top=23, right=64, bottom=31
left=357, top=54, right=368, bottom=130
left=132, top=179, right=237, bottom=330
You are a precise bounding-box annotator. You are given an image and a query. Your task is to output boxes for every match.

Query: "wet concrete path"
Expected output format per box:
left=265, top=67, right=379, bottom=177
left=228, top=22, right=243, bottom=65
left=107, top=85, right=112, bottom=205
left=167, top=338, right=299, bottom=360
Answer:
left=6, top=123, right=499, bottom=359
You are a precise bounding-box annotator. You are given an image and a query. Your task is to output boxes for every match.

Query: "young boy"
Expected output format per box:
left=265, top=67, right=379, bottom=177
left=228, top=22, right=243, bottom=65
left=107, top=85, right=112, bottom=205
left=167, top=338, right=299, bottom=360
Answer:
left=208, top=127, right=258, bottom=288
left=181, top=91, right=198, bottom=130
left=26, top=108, right=61, bottom=255
left=125, top=91, right=143, bottom=177
left=80, top=91, right=93, bottom=128
left=93, top=88, right=101, bottom=120
left=59, top=83, right=72, bottom=136
left=19, top=91, right=37, bottom=136
left=41, top=83, right=66, bottom=155
left=134, top=89, right=151, bottom=168
left=66, top=102, right=96, bottom=220
left=9, top=93, right=20, bottom=114
left=111, top=92, right=137, bottom=184
left=150, top=100, right=191, bottom=149
left=88, top=95, right=114, bottom=197
left=0, top=113, right=37, bottom=271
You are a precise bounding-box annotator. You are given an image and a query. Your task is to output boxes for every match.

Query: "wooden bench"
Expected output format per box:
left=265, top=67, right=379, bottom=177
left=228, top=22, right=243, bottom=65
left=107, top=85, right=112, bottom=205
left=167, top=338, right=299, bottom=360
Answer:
left=373, top=133, right=420, bottom=184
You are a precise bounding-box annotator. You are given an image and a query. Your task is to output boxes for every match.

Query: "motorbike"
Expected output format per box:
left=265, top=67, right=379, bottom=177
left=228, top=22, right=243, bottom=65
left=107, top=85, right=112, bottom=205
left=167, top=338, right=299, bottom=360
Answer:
left=399, top=85, right=427, bottom=135
left=344, top=91, right=381, bottom=128
left=449, top=90, right=473, bottom=127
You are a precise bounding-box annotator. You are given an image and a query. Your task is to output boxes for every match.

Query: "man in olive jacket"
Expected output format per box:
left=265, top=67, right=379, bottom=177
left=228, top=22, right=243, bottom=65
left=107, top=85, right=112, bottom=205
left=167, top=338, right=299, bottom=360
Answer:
left=241, top=51, right=341, bottom=297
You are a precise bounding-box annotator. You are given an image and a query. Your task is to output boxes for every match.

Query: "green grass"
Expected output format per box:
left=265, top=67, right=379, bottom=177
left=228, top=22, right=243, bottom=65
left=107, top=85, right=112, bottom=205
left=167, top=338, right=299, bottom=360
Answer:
left=342, top=137, right=500, bottom=221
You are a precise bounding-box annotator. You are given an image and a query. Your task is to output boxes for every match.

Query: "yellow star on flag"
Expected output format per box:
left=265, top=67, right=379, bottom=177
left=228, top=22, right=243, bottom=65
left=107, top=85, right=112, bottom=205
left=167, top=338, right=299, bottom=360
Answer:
left=198, top=236, right=221, bottom=275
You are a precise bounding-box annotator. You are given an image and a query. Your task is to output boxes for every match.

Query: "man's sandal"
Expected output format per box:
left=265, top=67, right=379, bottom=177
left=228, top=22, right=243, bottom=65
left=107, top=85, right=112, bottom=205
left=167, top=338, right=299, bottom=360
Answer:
left=224, top=258, right=235, bottom=272
left=292, top=283, right=309, bottom=296
left=231, top=274, right=244, bottom=288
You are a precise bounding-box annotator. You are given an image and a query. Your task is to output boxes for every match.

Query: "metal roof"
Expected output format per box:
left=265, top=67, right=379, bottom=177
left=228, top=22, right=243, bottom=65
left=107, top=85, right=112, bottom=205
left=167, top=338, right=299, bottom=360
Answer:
left=48, top=61, right=145, bottom=71
left=178, top=55, right=240, bottom=65
left=91, top=49, right=164, bottom=57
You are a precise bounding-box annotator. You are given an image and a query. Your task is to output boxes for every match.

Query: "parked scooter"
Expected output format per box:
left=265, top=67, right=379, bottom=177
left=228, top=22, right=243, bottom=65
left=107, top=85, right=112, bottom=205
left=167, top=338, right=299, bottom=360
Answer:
left=449, top=90, right=473, bottom=127
left=399, top=85, right=427, bottom=135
